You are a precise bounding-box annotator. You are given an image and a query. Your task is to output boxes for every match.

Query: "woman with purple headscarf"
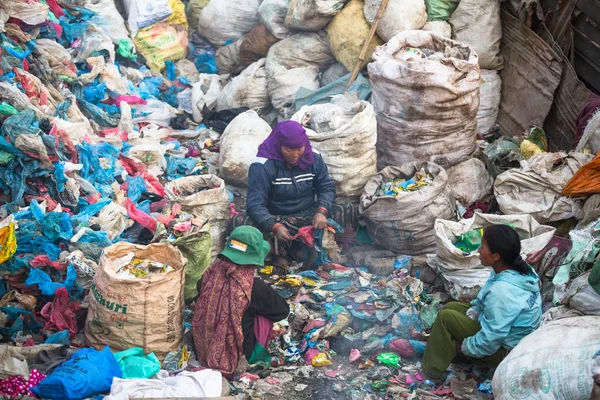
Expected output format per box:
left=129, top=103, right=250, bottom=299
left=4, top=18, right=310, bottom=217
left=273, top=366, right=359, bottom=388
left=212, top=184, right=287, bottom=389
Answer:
left=228, top=121, right=338, bottom=265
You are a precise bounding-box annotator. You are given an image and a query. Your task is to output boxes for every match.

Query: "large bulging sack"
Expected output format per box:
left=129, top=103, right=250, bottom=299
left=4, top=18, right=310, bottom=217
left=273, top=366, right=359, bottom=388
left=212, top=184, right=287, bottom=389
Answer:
left=421, top=21, right=451, bottom=38
left=172, top=226, right=212, bottom=301
left=186, top=0, right=209, bottom=31
left=360, top=162, right=455, bottom=255
left=197, top=0, right=262, bottom=47
left=364, top=0, right=427, bottom=42
left=165, top=175, right=231, bottom=259
left=85, top=243, right=186, bottom=359
left=445, top=158, right=493, bottom=206
left=291, top=94, right=377, bottom=200
left=449, top=0, right=503, bottom=70
left=239, top=25, right=281, bottom=69
left=285, top=0, right=349, bottom=31
left=218, top=111, right=272, bottom=187
left=477, top=70, right=502, bottom=137
left=215, top=36, right=245, bottom=76
left=259, top=0, right=294, bottom=39
left=326, top=0, right=384, bottom=72
left=492, top=316, right=600, bottom=400
left=217, top=59, right=270, bottom=113
left=368, top=31, right=480, bottom=170
left=494, top=152, right=594, bottom=223
left=427, top=213, right=556, bottom=301
left=133, top=23, right=186, bottom=72
left=265, top=32, right=335, bottom=114
left=562, top=271, right=600, bottom=316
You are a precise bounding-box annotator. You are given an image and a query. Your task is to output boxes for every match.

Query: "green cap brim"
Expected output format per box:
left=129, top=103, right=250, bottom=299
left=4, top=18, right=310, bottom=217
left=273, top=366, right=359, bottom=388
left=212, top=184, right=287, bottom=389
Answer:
left=220, top=239, right=271, bottom=267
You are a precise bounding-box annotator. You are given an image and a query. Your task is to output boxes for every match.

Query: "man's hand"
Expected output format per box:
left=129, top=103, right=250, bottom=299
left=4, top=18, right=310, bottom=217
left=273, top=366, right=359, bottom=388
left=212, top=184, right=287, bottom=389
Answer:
left=455, top=341, right=462, bottom=355
left=313, top=213, right=327, bottom=230
left=275, top=226, right=294, bottom=241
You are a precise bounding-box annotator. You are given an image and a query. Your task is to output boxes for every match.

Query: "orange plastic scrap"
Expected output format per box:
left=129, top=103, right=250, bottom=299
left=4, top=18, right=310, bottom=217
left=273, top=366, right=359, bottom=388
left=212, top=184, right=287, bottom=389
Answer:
left=562, top=153, right=600, bottom=197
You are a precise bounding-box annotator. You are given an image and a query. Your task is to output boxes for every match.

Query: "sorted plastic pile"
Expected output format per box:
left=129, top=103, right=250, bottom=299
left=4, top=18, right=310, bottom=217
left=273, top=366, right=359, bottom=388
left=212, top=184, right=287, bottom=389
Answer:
left=375, top=169, right=434, bottom=197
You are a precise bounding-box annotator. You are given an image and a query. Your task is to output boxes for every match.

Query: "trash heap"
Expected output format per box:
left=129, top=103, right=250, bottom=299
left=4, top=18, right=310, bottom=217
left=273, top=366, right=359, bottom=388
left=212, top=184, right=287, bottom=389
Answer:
left=0, top=0, right=598, bottom=399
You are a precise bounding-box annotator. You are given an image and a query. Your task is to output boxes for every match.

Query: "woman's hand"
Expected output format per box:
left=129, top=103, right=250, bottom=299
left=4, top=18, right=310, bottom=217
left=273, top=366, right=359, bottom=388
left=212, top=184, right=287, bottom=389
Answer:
left=313, top=213, right=327, bottom=230
left=275, top=226, right=294, bottom=241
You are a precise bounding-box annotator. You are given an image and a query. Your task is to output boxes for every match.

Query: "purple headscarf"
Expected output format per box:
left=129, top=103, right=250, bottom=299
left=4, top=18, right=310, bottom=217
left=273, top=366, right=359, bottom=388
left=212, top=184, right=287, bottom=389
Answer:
left=257, top=121, right=314, bottom=171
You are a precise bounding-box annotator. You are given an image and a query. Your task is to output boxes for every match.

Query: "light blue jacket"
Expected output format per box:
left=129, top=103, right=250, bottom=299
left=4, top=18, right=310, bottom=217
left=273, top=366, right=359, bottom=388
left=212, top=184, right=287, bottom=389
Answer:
left=462, top=267, right=542, bottom=358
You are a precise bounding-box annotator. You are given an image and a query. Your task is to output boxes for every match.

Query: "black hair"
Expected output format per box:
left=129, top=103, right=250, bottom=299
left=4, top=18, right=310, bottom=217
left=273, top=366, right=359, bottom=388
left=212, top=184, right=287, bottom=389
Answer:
left=483, top=225, right=530, bottom=274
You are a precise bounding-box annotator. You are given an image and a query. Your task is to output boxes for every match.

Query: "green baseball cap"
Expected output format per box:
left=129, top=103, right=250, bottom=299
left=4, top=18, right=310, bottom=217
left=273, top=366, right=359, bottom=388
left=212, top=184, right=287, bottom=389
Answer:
left=220, top=226, right=271, bottom=267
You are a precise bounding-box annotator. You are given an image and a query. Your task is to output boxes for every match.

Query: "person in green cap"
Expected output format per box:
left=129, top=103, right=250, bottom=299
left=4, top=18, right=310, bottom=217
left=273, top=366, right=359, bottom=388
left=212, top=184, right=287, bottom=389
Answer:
left=192, top=226, right=289, bottom=376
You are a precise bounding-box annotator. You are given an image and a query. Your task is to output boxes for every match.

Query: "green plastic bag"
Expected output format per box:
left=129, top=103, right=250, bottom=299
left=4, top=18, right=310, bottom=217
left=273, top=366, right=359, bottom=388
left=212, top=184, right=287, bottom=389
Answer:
left=376, top=352, right=401, bottom=368
left=114, top=348, right=161, bottom=379
left=420, top=298, right=441, bottom=329
left=248, top=343, right=272, bottom=364
left=0, top=150, right=14, bottom=165
left=0, top=102, right=17, bottom=116
left=172, top=225, right=212, bottom=301
left=424, top=0, right=459, bottom=21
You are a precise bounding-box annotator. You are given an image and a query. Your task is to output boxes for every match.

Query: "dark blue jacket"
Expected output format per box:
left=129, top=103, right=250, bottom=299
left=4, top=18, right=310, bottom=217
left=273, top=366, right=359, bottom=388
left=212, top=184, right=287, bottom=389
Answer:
left=246, top=153, right=336, bottom=233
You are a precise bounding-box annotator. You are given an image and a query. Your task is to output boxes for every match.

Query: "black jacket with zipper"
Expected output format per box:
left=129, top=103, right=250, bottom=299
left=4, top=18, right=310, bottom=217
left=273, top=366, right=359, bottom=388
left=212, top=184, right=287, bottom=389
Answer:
left=246, top=153, right=336, bottom=233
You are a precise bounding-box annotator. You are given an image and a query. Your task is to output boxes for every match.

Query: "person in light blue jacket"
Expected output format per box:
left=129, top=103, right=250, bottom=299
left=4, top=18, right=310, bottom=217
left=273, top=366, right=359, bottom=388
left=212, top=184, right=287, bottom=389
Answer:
left=404, top=225, right=542, bottom=386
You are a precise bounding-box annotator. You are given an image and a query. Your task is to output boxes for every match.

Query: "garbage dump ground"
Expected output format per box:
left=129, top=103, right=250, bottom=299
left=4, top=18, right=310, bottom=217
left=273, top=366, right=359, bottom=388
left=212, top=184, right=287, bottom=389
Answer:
left=0, top=0, right=599, bottom=399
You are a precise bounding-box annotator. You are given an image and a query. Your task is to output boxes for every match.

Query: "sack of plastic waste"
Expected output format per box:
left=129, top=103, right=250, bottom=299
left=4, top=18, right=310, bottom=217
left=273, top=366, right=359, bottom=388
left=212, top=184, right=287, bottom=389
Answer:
left=427, top=213, right=555, bottom=301
left=364, top=0, right=427, bottom=42
left=360, top=162, right=455, bottom=255
left=291, top=93, right=377, bottom=201
left=84, top=243, right=186, bottom=358
left=218, top=111, right=272, bottom=187
left=265, top=32, right=335, bottom=115
left=217, top=59, right=270, bottom=113
left=445, top=158, right=493, bottom=206
left=449, top=0, right=503, bottom=69
left=197, top=0, right=262, bottom=46
left=165, top=175, right=231, bottom=259
left=494, top=152, right=594, bottom=223
left=285, top=0, right=350, bottom=31
left=368, top=30, right=480, bottom=170
left=492, top=316, right=600, bottom=400
left=172, top=225, right=212, bottom=301
left=477, top=70, right=502, bottom=137
left=326, top=0, right=384, bottom=72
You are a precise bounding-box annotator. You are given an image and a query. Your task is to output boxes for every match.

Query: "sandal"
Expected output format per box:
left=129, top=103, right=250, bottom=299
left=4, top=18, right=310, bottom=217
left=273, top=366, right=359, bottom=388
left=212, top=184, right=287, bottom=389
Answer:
left=400, top=372, right=436, bottom=390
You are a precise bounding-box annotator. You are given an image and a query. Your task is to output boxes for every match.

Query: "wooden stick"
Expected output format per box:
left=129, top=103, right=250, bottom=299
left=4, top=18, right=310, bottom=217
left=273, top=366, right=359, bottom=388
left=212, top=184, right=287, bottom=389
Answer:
left=344, top=0, right=390, bottom=92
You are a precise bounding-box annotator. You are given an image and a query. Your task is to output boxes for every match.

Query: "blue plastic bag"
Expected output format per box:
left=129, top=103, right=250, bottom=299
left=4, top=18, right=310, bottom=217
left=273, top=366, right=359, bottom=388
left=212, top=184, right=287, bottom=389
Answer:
left=26, top=264, right=76, bottom=296
left=195, top=53, right=218, bottom=74
left=31, top=346, right=122, bottom=400
left=45, top=330, right=70, bottom=345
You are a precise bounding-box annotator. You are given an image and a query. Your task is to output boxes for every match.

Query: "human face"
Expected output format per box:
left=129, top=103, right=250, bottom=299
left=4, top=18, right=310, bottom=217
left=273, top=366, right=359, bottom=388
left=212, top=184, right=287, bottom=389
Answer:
left=281, top=146, right=305, bottom=166
left=479, top=237, right=500, bottom=267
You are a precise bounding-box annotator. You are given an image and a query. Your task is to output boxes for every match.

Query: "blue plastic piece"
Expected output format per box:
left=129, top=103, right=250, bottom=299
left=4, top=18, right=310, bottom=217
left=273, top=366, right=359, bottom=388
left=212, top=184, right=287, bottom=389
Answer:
left=45, top=330, right=71, bottom=345
left=32, top=346, right=123, bottom=400
left=25, top=264, right=76, bottom=296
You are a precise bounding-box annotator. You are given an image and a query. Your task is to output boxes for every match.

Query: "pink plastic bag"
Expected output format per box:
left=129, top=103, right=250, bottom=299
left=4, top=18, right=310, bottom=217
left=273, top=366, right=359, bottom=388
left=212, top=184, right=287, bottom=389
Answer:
left=40, top=287, right=77, bottom=336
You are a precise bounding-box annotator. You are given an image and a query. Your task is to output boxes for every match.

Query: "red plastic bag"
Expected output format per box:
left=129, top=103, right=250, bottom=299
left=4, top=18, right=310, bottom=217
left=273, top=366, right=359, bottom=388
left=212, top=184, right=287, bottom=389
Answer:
left=124, top=198, right=157, bottom=233
left=293, top=226, right=315, bottom=247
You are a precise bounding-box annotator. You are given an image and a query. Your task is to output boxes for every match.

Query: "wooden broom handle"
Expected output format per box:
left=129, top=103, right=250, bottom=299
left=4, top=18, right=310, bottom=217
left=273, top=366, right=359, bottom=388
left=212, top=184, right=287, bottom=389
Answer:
left=345, top=0, right=390, bottom=92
